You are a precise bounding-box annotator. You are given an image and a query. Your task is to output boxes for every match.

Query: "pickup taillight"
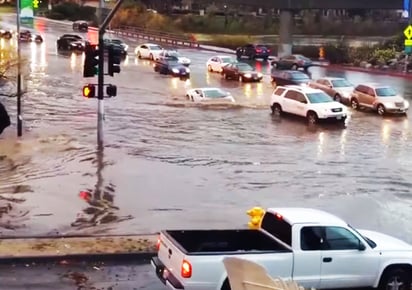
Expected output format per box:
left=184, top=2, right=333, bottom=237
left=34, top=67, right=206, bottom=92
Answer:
left=181, top=259, right=192, bottom=278
left=156, top=236, right=161, bottom=251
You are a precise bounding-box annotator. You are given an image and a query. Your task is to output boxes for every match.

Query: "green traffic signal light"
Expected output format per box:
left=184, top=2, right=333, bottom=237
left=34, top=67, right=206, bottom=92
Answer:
left=108, top=46, right=122, bottom=76
left=83, top=44, right=99, bottom=78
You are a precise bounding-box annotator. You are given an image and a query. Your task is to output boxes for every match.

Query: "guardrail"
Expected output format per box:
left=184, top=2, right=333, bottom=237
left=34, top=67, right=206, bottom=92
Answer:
left=111, top=26, right=200, bottom=48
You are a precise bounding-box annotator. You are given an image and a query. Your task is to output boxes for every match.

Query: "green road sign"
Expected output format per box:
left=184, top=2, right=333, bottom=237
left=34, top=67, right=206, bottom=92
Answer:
left=20, top=0, right=34, bottom=28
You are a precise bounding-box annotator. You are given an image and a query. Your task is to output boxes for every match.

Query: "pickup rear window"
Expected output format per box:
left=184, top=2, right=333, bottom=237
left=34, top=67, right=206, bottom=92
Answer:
left=261, top=212, right=292, bottom=246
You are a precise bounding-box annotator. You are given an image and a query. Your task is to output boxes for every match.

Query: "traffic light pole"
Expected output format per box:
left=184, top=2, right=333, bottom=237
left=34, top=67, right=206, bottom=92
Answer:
left=97, top=0, right=124, bottom=148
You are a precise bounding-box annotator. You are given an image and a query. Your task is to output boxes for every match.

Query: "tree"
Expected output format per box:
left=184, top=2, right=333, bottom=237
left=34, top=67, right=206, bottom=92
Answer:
left=0, top=44, right=27, bottom=98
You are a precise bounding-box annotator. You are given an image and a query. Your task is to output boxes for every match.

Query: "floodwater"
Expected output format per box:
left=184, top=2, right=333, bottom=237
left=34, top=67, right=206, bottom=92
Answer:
left=0, top=18, right=412, bottom=242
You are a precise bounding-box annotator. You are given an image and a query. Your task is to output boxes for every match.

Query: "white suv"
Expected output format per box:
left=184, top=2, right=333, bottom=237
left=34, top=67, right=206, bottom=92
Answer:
left=270, top=85, right=348, bottom=124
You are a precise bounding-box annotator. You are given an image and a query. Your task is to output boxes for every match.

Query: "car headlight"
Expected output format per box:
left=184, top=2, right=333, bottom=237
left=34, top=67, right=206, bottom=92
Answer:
left=185, top=68, right=190, bottom=73
left=123, top=44, right=129, bottom=51
left=404, top=100, right=409, bottom=108
left=244, top=73, right=252, bottom=78
left=172, top=68, right=179, bottom=73
left=257, top=73, right=262, bottom=77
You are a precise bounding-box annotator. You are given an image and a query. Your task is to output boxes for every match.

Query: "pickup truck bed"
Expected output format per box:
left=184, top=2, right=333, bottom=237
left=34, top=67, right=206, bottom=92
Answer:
left=164, top=229, right=290, bottom=254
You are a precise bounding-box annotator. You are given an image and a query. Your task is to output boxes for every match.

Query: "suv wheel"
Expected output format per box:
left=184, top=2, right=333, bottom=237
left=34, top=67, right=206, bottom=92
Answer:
left=307, top=111, right=318, bottom=125
left=377, top=104, right=386, bottom=116
left=351, top=98, right=359, bottom=110
left=271, top=104, right=282, bottom=116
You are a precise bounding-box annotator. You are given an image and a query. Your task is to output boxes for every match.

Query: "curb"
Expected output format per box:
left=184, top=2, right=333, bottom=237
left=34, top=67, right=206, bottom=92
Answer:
left=0, top=232, right=159, bottom=240
left=325, top=64, right=412, bottom=79
left=0, top=251, right=156, bottom=265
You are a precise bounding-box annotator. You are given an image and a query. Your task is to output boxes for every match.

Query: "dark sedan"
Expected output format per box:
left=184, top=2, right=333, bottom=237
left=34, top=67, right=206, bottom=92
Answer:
left=221, top=62, right=263, bottom=82
left=153, top=56, right=190, bottom=78
left=103, top=38, right=128, bottom=56
left=0, top=29, right=13, bottom=39
left=271, top=54, right=313, bottom=70
left=72, top=20, right=88, bottom=32
left=271, top=70, right=311, bottom=86
left=56, top=34, right=87, bottom=52
left=19, top=30, right=43, bottom=43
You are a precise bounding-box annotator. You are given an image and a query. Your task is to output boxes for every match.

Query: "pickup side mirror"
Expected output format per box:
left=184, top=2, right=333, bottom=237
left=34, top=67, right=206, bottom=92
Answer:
left=358, top=241, right=366, bottom=251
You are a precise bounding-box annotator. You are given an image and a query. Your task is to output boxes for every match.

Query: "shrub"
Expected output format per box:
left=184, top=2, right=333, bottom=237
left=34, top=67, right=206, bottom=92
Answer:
left=205, top=35, right=253, bottom=50
left=47, top=2, right=96, bottom=22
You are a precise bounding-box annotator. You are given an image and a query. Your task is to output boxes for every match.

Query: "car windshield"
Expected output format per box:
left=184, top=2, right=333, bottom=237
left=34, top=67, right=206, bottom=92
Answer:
left=307, top=92, right=333, bottom=103
left=166, top=56, right=179, bottom=62
left=204, top=89, right=227, bottom=98
left=237, top=64, right=253, bottom=71
left=291, top=73, right=309, bottom=80
left=220, top=57, right=233, bottom=63
left=376, top=87, right=397, bottom=97
left=348, top=224, right=377, bottom=249
left=331, top=79, right=352, bottom=88
left=296, top=55, right=311, bottom=61
left=167, top=51, right=180, bottom=57
left=111, top=39, right=123, bottom=44
left=149, top=45, right=162, bottom=50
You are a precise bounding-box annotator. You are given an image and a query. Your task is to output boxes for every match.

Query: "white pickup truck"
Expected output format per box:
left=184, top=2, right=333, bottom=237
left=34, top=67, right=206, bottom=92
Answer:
left=151, top=207, right=412, bottom=290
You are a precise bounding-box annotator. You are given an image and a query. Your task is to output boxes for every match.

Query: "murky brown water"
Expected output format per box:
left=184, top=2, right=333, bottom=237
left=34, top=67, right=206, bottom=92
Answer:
left=0, top=18, right=412, bottom=241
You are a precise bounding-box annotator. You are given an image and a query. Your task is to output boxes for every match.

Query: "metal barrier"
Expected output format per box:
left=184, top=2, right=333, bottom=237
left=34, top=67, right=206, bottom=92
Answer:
left=111, top=26, right=200, bottom=48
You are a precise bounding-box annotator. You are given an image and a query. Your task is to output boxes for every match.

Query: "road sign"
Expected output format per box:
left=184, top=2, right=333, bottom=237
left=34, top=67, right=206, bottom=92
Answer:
left=404, top=25, right=412, bottom=46
left=406, top=46, right=412, bottom=54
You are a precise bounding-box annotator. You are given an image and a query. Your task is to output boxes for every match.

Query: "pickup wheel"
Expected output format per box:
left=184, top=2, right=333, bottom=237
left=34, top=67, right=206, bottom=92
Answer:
left=221, top=278, right=231, bottom=290
left=379, top=268, right=411, bottom=290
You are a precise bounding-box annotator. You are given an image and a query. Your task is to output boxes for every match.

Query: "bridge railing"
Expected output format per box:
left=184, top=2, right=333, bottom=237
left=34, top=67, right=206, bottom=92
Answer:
left=111, top=26, right=200, bottom=48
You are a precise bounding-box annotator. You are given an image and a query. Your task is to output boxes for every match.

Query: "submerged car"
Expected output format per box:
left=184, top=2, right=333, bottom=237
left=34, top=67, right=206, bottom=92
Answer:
left=221, top=62, right=263, bottom=82
left=157, top=50, right=191, bottom=66
left=309, top=77, right=354, bottom=103
left=19, top=30, right=43, bottom=43
left=186, top=87, right=235, bottom=103
left=72, top=20, right=88, bottom=32
left=153, top=55, right=190, bottom=78
left=0, top=29, right=13, bottom=39
left=56, top=34, right=87, bottom=52
left=350, top=83, right=409, bottom=115
left=271, top=70, right=311, bottom=86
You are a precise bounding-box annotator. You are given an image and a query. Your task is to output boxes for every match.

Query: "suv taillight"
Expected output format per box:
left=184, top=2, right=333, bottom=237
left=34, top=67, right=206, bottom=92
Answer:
left=181, top=259, right=192, bottom=278
left=156, top=236, right=161, bottom=251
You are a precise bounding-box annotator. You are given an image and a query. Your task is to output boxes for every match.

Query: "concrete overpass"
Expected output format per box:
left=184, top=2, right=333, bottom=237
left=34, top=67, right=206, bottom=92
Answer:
left=190, top=0, right=404, bottom=10
left=188, top=0, right=405, bottom=56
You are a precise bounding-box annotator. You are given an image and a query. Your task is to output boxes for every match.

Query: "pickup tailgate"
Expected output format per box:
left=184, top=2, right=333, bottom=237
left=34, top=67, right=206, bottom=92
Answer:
left=156, top=231, right=187, bottom=286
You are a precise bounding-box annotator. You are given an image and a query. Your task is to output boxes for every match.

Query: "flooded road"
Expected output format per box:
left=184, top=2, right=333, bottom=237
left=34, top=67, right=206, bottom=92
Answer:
left=0, top=17, right=412, bottom=241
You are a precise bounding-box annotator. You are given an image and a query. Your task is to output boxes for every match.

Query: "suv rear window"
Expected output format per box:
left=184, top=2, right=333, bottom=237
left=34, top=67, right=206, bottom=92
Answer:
left=273, top=87, right=286, bottom=96
left=261, top=212, right=292, bottom=246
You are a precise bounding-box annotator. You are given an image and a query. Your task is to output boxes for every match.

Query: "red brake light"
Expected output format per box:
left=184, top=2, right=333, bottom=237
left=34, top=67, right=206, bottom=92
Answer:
left=181, top=260, right=192, bottom=278
left=267, top=49, right=271, bottom=52
left=156, top=237, right=161, bottom=251
left=275, top=213, right=283, bottom=220
left=256, top=49, right=262, bottom=53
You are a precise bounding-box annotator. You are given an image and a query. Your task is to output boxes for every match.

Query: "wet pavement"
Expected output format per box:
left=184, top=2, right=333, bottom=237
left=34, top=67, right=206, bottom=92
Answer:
left=0, top=259, right=165, bottom=289
left=0, top=17, right=412, bottom=242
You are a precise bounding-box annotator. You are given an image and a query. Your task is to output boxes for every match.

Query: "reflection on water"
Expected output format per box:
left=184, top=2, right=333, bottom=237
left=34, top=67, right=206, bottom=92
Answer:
left=30, top=42, right=47, bottom=74
left=69, top=52, right=85, bottom=73
left=340, top=129, right=347, bottom=156
left=72, top=146, right=133, bottom=231
left=317, top=131, right=325, bottom=158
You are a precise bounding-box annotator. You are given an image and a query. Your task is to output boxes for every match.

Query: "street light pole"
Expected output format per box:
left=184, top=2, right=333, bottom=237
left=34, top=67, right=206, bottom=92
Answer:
left=16, top=0, right=23, bottom=137
left=97, top=0, right=104, bottom=149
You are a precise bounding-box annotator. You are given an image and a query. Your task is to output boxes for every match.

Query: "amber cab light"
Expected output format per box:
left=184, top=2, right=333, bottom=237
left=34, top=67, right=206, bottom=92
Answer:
left=181, top=259, right=192, bottom=278
left=156, top=237, right=161, bottom=251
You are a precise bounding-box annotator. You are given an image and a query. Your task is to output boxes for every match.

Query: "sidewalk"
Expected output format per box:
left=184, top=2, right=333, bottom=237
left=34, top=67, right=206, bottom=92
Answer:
left=0, top=234, right=157, bottom=263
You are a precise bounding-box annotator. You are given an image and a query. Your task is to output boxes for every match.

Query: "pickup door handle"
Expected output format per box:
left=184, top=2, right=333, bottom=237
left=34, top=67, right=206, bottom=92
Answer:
left=323, top=257, right=332, bottom=263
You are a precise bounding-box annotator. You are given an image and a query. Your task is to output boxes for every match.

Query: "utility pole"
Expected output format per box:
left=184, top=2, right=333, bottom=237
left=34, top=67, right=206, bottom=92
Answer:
left=97, top=0, right=105, bottom=150
left=16, top=0, right=23, bottom=137
left=97, top=0, right=124, bottom=148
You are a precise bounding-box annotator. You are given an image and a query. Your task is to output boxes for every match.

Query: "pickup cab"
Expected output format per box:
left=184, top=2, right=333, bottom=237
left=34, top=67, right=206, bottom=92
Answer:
left=151, top=207, right=412, bottom=290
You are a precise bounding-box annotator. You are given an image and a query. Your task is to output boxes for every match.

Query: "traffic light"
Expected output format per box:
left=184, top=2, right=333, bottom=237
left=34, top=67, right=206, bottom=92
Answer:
left=82, top=84, right=95, bottom=98
left=106, top=84, right=117, bottom=97
left=83, top=44, right=99, bottom=78
left=33, top=0, right=39, bottom=8
left=107, top=46, right=121, bottom=76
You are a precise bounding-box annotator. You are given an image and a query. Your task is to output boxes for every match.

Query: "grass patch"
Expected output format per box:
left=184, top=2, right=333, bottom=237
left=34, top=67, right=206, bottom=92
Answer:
left=0, top=6, right=15, bottom=14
